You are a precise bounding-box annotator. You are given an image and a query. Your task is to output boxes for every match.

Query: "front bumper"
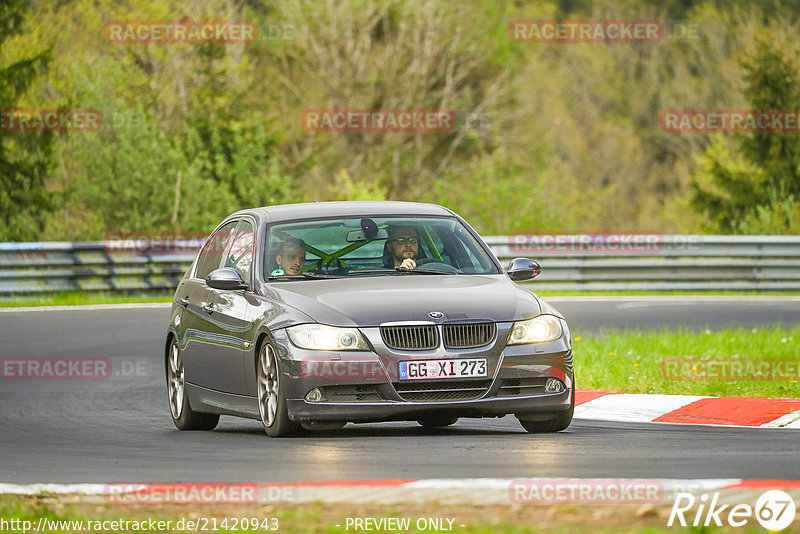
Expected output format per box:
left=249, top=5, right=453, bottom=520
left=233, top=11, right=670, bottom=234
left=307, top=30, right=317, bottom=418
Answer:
left=272, top=324, right=574, bottom=424
left=287, top=389, right=573, bottom=423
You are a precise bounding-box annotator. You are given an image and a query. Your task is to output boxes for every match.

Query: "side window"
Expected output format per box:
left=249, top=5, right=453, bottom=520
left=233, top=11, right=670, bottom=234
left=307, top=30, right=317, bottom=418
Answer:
left=195, top=221, right=239, bottom=280
left=224, top=220, right=254, bottom=282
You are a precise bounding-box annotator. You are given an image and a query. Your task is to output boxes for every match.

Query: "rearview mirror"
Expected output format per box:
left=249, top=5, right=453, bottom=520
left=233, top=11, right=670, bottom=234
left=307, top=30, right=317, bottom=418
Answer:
left=507, top=258, right=541, bottom=282
left=207, top=267, right=247, bottom=290
left=346, top=228, right=388, bottom=242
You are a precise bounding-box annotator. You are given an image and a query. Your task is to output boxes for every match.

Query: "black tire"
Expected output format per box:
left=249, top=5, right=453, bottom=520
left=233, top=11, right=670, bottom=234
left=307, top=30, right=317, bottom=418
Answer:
left=257, top=341, right=301, bottom=437
left=417, top=415, right=459, bottom=428
left=516, top=390, right=574, bottom=433
left=166, top=339, right=219, bottom=430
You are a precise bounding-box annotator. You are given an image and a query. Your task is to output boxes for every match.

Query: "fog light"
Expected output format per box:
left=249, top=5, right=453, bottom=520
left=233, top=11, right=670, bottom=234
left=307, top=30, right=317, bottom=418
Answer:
left=545, top=378, right=564, bottom=393
left=305, top=388, right=323, bottom=403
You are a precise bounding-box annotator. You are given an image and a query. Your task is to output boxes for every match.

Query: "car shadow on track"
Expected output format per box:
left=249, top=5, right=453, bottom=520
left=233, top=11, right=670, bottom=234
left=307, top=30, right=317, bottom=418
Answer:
left=207, top=420, right=528, bottom=438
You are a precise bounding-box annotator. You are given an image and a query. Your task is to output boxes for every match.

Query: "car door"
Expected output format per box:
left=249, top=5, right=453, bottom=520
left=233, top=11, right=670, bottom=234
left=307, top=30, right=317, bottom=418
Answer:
left=200, top=219, right=256, bottom=395
left=181, top=219, right=239, bottom=392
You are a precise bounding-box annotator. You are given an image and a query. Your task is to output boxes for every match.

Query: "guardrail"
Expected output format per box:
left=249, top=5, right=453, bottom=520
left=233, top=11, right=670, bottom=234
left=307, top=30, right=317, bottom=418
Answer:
left=0, top=241, right=196, bottom=294
left=485, top=235, right=800, bottom=291
left=1, top=235, right=799, bottom=295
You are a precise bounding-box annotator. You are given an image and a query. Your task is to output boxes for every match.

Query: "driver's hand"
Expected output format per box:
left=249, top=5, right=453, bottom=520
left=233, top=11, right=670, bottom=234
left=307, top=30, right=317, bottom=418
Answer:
left=400, top=258, right=416, bottom=270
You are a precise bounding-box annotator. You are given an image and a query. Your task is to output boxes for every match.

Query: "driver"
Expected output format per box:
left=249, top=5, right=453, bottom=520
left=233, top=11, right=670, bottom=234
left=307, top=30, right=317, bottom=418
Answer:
left=383, top=225, right=423, bottom=269
left=271, top=238, right=306, bottom=275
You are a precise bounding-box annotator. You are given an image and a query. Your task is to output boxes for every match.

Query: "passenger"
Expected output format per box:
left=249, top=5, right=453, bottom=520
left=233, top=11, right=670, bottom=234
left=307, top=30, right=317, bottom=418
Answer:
left=271, top=238, right=306, bottom=275
left=383, top=225, right=424, bottom=270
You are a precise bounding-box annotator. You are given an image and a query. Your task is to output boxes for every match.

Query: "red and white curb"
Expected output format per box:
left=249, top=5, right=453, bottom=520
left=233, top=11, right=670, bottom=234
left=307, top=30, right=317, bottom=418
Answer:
left=1, top=479, right=799, bottom=505
left=575, top=390, right=800, bottom=428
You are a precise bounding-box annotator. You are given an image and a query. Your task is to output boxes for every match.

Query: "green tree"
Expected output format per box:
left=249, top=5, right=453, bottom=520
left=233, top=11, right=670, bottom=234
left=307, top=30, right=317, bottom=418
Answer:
left=691, top=35, right=800, bottom=233
left=0, top=0, right=53, bottom=240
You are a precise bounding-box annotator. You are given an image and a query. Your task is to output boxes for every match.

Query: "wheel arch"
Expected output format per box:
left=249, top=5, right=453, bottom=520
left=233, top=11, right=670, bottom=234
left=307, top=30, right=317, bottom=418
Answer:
left=253, top=330, right=275, bottom=374
left=164, top=330, right=177, bottom=372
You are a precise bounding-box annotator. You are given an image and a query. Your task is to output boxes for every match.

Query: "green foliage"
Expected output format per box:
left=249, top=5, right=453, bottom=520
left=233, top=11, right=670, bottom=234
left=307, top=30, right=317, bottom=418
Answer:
left=691, top=34, right=800, bottom=233
left=3, top=0, right=800, bottom=240
left=41, top=33, right=296, bottom=240
left=0, top=0, right=53, bottom=241
left=48, top=103, right=297, bottom=240
left=736, top=191, right=800, bottom=234
left=425, top=143, right=563, bottom=235
left=331, top=169, right=387, bottom=201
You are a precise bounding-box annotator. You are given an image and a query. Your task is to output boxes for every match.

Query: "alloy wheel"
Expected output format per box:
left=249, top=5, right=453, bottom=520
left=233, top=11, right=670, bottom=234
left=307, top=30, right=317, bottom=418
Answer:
left=258, top=344, right=280, bottom=427
left=167, top=341, right=184, bottom=419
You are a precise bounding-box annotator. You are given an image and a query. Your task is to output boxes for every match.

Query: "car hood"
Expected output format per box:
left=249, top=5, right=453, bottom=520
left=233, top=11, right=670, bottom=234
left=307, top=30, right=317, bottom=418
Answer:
left=268, top=275, right=546, bottom=327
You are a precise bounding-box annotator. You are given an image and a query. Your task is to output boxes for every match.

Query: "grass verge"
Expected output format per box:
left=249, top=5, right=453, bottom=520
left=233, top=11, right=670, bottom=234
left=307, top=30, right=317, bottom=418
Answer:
left=0, top=495, right=780, bottom=533
left=0, top=292, right=172, bottom=308
left=573, top=326, right=800, bottom=398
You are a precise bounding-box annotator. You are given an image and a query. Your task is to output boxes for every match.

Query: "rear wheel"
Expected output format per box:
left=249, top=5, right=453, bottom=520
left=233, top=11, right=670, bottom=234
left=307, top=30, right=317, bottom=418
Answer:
left=417, top=415, right=459, bottom=428
left=167, top=339, right=219, bottom=430
left=258, top=342, right=301, bottom=437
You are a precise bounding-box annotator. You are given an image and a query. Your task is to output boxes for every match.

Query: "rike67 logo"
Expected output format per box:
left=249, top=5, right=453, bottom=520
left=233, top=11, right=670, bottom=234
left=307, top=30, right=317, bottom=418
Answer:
left=668, top=490, right=796, bottom=531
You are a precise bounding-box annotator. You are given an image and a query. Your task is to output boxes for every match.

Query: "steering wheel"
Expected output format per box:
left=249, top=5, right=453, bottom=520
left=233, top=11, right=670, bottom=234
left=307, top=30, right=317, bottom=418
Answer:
left=415, top=258, right=458, bottom=272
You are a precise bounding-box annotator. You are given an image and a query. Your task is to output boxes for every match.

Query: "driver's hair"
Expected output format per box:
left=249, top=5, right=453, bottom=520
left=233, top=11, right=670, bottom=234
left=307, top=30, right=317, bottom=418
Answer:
left=386, top=224, right=419, bottom=241
left=278, top=237, right=306, bottom=256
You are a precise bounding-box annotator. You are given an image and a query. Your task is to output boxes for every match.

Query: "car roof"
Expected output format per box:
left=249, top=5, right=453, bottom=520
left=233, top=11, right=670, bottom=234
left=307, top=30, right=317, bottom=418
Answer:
left=230, top=201, right=456, bottom=224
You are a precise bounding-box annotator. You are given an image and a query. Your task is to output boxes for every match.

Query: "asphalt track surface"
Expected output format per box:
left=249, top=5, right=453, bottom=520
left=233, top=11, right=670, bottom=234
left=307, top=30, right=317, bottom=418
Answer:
left=0, top=299, right=799, bottom=484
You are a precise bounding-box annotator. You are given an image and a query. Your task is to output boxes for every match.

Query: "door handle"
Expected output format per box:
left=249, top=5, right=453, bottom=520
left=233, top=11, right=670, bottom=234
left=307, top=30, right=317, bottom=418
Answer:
left=202, top=302, right=214, bottom=313
left=178, top=297, right=189, bottom=308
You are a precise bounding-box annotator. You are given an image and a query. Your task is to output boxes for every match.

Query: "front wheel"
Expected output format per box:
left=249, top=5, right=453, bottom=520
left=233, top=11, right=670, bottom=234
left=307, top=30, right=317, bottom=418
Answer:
left=417, top=415, right=459, bottom=428
left=166, top=339, right=219, bottom=430
left=516, top=389, right=574, bottom=433
left=258, top=342, right=301, bottom=437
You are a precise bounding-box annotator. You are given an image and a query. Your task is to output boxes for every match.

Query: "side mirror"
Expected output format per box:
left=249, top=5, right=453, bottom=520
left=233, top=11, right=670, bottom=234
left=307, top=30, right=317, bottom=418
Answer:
left=507, top=258, right=541, bottom=281
left=206, top=267, right=247, bottom=290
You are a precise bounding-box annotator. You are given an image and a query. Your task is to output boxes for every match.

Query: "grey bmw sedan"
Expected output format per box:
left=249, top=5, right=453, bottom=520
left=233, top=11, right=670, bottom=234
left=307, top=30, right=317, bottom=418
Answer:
left=165, top=201, right=574, bottom=436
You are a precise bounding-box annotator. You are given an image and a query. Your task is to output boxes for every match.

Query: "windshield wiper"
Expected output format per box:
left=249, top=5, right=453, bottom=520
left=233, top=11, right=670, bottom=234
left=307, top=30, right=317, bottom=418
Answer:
left=328, top=268, right=457, bottom=277
left=268, top=272, right=342, bottom=280
left=303, top=272, right=343, bottom=279
left=395, top=268, right=453, bottom=275
left=344, top=269, right=396, bottom=276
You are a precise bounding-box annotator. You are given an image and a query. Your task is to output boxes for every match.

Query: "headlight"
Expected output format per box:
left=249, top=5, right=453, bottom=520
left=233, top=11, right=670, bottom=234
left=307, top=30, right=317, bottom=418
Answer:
left=286, top=324, right=369, bottom=351
left=507, top=315, right=563, bottom=344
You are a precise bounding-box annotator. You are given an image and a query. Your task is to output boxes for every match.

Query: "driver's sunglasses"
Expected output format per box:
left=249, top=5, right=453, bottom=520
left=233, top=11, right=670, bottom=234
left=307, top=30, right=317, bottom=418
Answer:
left=389, top=237, right=418, bottom=245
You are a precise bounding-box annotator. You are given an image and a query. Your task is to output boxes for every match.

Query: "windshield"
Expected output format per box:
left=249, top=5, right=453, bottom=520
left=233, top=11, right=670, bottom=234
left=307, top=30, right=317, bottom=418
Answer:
left=265, top=216, right=500, bottom=279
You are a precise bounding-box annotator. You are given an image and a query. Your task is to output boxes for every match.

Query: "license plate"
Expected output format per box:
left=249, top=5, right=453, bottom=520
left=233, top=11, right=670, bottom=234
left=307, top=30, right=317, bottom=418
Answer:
left=399, top=358, right=487, bottom=380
